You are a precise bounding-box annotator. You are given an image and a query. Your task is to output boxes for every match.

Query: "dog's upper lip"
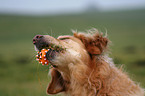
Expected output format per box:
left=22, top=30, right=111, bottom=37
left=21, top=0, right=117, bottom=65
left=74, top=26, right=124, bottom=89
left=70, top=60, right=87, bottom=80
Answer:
left=33, top=36, right=50, bottom=51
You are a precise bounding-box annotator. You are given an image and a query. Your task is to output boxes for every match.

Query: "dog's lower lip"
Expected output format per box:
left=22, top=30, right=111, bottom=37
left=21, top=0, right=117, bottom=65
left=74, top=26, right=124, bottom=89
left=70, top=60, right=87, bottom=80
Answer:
left=46, top=49, right=57, bottom=60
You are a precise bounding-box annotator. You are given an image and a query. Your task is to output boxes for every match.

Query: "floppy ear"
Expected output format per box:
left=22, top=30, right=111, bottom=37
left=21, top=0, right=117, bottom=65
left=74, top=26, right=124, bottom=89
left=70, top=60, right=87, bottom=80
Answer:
left=74, top=32, right=108, bottom=55
left=47, top=69, right=66, bottom=94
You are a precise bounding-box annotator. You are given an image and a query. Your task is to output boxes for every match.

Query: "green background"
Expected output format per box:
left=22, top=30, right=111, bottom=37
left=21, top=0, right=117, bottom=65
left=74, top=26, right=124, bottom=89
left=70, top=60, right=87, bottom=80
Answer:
left=0, top=9, right=145, bottom=96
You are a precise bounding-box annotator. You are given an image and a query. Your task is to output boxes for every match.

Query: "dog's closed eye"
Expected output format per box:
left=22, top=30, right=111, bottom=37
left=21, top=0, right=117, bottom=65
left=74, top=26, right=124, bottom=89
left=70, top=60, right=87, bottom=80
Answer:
left=59, top=37, right=70, bottom=40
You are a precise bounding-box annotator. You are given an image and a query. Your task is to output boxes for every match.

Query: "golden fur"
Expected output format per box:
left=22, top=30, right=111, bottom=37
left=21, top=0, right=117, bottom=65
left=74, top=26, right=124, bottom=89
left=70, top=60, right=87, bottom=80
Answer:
left=37, top=29, right=144, bottom=96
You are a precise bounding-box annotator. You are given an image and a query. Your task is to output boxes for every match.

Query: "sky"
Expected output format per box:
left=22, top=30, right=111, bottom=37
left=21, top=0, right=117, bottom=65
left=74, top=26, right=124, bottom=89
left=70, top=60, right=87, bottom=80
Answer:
left=0, top=0, right=145, bottom=15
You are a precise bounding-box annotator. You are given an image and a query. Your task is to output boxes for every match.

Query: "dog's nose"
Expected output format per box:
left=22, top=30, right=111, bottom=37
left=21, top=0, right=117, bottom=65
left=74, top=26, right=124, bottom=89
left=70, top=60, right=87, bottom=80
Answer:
left=33, top=35, right=43, bottom=44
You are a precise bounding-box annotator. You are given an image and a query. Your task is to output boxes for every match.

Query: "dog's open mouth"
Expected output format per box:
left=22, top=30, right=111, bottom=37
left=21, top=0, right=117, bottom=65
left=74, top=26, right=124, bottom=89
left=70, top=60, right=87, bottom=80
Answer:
left=36, top=44, right=65, bottom=67
left=33, top=35, right=66, bottom=67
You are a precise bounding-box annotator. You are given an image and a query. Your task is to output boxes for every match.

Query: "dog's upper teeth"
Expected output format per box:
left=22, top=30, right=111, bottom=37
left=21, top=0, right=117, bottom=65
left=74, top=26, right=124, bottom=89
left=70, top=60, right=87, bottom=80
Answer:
left=34, top=46, right=39, bottom=51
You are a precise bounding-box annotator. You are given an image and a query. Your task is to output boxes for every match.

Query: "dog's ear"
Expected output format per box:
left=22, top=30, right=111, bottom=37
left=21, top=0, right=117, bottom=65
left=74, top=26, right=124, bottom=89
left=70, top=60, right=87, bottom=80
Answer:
left=47, top=69, right=66, bottom=94
left=74, top=32, right=108, bottom=55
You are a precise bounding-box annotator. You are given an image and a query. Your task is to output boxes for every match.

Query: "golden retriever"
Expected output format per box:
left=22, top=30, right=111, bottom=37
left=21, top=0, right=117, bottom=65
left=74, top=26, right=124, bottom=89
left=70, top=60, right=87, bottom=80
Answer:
left=33, top=29, right=144, bottom=96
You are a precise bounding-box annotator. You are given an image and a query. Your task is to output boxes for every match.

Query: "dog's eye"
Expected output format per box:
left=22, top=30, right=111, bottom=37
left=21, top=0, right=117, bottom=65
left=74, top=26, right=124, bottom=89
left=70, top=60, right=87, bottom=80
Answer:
left=59, top=37, right=69, bottom=40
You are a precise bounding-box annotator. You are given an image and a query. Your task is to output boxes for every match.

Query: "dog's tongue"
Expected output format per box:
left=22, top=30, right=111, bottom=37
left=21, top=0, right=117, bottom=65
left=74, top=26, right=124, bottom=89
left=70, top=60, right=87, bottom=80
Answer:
left=36, top=49, right=49, bottom=65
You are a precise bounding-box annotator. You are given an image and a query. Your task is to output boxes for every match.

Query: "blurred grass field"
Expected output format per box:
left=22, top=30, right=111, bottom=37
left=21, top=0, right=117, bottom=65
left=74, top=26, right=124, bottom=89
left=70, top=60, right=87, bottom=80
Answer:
left=0, top=9, right=145, bottom=96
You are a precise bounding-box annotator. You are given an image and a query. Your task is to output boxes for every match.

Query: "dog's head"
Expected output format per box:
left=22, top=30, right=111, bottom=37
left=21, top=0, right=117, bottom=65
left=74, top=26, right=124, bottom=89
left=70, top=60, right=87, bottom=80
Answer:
left=33, top=31, right=108, bottom=94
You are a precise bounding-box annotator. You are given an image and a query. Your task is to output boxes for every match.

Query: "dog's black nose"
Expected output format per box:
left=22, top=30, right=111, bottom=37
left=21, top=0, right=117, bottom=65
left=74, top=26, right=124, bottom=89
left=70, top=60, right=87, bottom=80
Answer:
left=33, top=35, right=43, bottom=44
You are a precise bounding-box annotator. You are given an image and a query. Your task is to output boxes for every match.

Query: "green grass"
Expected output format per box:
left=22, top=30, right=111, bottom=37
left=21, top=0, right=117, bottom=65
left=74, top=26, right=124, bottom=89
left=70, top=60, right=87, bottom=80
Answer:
left=0, top=9, right=145, bottom=96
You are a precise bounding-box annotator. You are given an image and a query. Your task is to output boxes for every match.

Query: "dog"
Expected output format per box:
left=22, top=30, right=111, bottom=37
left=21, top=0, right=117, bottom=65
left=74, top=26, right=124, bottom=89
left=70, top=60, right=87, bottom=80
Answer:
left=33, top=29, right=144, bottom=96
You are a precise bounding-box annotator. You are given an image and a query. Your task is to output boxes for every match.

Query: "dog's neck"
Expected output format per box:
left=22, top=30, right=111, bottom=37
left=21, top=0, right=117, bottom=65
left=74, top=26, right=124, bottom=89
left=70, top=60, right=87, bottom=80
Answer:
left=62, top=54, right=143, bottom=96
left=64, top=55, right=110, bottom=96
